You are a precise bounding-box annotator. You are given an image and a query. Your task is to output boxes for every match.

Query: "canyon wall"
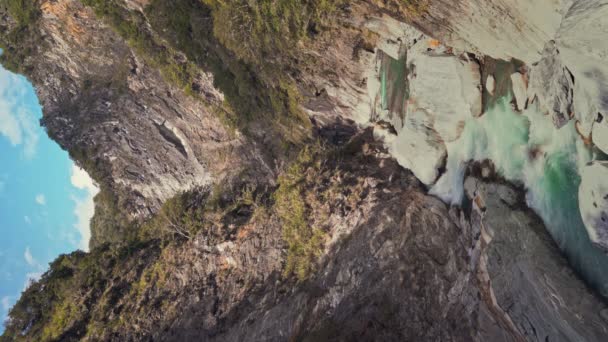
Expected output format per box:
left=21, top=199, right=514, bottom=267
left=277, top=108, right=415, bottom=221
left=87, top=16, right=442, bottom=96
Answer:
left=1, top=0, right=608, bottom=341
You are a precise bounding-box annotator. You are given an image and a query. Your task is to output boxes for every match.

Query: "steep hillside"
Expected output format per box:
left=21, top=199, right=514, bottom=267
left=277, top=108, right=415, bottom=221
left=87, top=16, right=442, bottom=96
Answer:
left=1, top=0, right=608, bottom=341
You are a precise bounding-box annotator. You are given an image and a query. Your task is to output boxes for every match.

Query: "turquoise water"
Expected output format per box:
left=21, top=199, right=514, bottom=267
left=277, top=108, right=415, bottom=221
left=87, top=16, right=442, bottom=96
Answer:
left=379, top=53, right=409, bottom=124
left=431, top=97, right=608, bottom=296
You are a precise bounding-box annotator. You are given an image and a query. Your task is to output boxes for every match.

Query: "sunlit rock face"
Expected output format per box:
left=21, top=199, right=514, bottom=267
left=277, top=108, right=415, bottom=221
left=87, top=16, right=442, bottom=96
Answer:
left=593, top=115, right=608, bottom=153
left=382, top=111, right=447, bottom=185
left=370, top=38, right=481, bottom=185
left=392, top=0, right=573, bottom=64
left=358, top=0, right=608, bottom=299
left=556, top=0, right=608, bottom=147
left=4, top=0, right=608, bottom=340
left=524, top=0, right=608, bottom=151
left=376, top=0, right=607, bottom=151
left=367, top=1, right=608, bottom=269
left=527, top=42, right=575, bottom=128
left=303, top=7, right=426, bottom=127
left=580, top=161, right=608, bottom=252
left=406, top=39, right=482, bottom=141
left=30, top=0, right=244, bottom=220
left=510, top=72, right=527, bottom=111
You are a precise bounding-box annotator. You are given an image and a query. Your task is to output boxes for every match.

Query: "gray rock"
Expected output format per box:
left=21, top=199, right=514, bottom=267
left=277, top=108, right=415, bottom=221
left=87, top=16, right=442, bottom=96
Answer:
left=556, top=0, right=608, bottom=148
left=465, top=177, right=608, bottom=342
left=486, top=74, right=496, bottom=96
left=511, top=72, right=528, bottom=111
left=579, top=161, right=608, bottom=252
left=527, top=42, right=574, bottom=128
left=380, top=0, right=573, bottom=64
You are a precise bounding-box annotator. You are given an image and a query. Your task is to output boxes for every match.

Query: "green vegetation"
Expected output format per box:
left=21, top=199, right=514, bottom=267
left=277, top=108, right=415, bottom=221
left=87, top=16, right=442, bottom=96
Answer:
left=80, top=0, right=200, bottom=95
left=0, top=0, right=42, bottom=73
left=401, top=0, right=429, bottom=15
left=41, top=300, right=82, bottom=341
left=75, top=0, right=315, bottom=143
left=138, top=188, right=208, bottom=242
left=201, top=0, right=340, bottom=65
left=1, top=135, right=372, bottom=340
left=2, top=242, right=160, bottom=341
left=274, top=144, right=327, bottom=280
left=1, top=182, right=270, bottom=340
left=3, top=249, right=106, bottom=341
left=89, top=187, right=133, bottom=248
left=144, top=0, right=313, bottom=142
left=138, top=182, right=268, bottom=242
left=3, top=0, right=39, bottom=25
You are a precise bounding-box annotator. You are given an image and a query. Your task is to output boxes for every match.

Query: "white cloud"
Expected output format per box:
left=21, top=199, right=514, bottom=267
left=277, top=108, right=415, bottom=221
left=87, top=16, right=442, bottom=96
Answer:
left=23, top=247, right=38, bottom=268
left=70, top=165, right=99, bottom=251
left=1, top=296, right=10, bottom=312
left=0, top=67, right=40, bottom=158
left=0, top=105, right=22, bottom=145
left=22, top=272, right=43, bottom=292
left=35, top=193, right=46, bottom=205
left=70, top=164, right=98, bottom=193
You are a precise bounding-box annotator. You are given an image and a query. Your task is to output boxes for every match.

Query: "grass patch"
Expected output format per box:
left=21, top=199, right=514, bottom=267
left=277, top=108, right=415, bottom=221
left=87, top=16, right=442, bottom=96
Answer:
left=41, top=300, right=82, bottom=341
left=3, top=0, right=39, bottom=25
left=138, top=182, right=268, bottom=243
left=145, top=0, right=312, bottom=142
left=2, top=243, right=158, bottom=341
left=80, top=0, right=200, bottom=96
left=401, top=0, right=429, bottom=15
left=274, top=144, right=327, bottom=281
left=202, top=0, right=341, bottom=66
left=78, top=0, right=313, bottom=142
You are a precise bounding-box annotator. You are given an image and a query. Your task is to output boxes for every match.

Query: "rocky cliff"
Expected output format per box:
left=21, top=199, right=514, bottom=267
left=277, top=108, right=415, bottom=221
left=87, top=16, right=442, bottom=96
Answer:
left=1, top=0, right=608, bottom=341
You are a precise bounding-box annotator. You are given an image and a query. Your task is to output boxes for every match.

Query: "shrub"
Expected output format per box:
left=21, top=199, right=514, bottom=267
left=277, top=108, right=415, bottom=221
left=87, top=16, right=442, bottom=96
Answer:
left=139, top=189, right=208, bottom=241
left=80, top=0, right=200, bottom=95
left=274, top=144, right=326, bottom=280
left=3, top=0, right=39, bottom=26
left=401, top=0, right=429, bottom=15
left=202, top=0, right=340, bottom=65
left=0, top=0, right=42, bottom=73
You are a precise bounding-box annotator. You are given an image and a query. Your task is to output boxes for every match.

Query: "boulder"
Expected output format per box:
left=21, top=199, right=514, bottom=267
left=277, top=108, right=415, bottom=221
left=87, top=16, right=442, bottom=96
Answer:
left=592, top=113, right=608, bottom=153
left=556, top=0, right=608, bottom=150
left=387, top=109, right=447, bottom=186
left=362, top=14, right=424, bottom=60
left=579, top=161, right=608, bottom=252
left=465, top=177, right=608, bottom=341
left=378, top=38, right=482, bottom=186
left=485, top=74, right=495, bottom=96
left=527, top=42, right=574, bottom=128
left=510, top=72, right=527, bottom=111
left=407, top=40, right=482, bottom=141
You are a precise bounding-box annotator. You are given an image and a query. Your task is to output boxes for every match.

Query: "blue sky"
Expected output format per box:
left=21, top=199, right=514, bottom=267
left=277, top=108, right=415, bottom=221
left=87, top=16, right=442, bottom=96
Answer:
left=0, top=65, right=98, bottom=331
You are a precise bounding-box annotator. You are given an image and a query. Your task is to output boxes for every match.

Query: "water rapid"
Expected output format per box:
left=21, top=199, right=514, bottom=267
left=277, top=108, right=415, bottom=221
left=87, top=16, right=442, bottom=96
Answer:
left=430, top=97, right=608, bottom=296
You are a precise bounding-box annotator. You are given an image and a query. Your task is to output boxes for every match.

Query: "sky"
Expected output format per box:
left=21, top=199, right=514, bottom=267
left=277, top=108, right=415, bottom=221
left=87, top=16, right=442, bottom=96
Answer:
left=0, top=65, right=99, bottom=331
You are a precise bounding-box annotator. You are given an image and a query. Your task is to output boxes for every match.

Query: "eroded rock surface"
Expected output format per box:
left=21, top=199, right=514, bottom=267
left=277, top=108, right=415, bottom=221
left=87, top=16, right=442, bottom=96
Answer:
left=556, top=0, right=608, bottom=149
left=465, top=176, right=608, bottom=342
left=14, top=0, right=255, bottom=227
left=510, top=72, right=528, bottom=111
left=527, top=42, right=574, bottom=128
left=580, top=161, right=608, bottom=252
left=380, top=0, right=573, bottom=64
left=1, top=0, right=608, bottom=341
